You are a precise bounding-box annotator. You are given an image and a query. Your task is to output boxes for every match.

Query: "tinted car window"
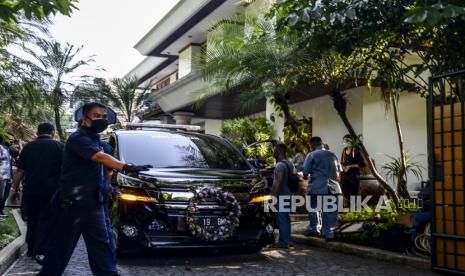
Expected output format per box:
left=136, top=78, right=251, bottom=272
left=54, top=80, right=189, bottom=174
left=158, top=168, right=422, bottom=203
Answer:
left=118, top=132, right=251, bottom=170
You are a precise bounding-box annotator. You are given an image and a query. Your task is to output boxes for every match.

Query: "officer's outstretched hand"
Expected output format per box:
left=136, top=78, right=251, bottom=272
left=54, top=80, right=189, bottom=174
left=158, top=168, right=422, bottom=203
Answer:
left=123, top=163, right=153, bottom=174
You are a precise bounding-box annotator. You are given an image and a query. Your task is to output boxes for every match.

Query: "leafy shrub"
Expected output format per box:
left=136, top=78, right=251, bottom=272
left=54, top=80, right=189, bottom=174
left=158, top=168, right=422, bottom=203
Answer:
left=337, top=200, right=399, bottom=245
left=221, top=117, right=275, bottom=164
left=0, top=209, right=19, bottom=249
left=381, top=153, right=424, bottom=185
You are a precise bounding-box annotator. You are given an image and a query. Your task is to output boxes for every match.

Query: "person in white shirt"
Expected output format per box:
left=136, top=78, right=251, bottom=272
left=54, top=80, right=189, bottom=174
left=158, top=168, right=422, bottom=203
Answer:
left=0, top=135, right=12, bottom=215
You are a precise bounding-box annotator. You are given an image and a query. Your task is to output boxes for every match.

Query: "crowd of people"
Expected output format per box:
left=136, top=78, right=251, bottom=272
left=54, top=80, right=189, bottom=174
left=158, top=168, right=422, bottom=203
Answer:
left=1, top=104, right=369, bottom=274
left=0, top=101, right=431, bottom=274
left=269, top=135, right=366, bottom=248
left=1, top=102, right=150, bottom=276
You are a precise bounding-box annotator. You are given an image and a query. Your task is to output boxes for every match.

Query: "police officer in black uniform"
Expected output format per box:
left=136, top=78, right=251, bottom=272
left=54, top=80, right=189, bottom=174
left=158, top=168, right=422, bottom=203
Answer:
left=39, top=102, right=150, bottom=276
left=11, top=123, right=64, bottom=260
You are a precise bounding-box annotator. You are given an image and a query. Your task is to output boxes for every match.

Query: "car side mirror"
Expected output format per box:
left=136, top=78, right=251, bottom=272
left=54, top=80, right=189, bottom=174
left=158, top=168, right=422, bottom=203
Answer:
left=247, top=158, right=267, bottom=170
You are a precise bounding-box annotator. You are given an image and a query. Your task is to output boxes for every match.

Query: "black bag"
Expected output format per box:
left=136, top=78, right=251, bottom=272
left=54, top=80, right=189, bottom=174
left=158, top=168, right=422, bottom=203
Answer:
left=279, top=161, right=299, bottom=193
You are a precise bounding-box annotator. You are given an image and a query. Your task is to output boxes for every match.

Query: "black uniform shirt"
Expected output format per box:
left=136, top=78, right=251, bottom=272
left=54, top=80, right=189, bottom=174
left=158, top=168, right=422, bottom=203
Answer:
left=16, top=136, right=64, bottom=196
left=59, top=127, right=103, bottom=201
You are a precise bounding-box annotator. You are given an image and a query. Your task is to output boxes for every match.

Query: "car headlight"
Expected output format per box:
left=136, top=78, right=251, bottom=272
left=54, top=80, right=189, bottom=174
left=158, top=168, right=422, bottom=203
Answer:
left=117, top=173, right=158, bottom=203
left=117, top=173, right=152, bottom=188
left=120, top=193, right=158, bottom=203
left=249, top=195, right=273, bottom=203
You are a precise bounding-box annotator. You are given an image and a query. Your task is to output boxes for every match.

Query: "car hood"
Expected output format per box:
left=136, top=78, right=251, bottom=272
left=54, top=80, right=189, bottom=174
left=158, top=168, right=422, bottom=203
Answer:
left=120, top=168, right=267, bottom=199
left=138, top=168, right=257, bottom=181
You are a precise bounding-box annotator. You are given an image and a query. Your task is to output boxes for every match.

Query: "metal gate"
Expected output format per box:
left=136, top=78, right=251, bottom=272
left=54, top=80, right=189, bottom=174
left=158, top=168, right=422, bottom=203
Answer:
left=430, top=70, right=465, bottom=274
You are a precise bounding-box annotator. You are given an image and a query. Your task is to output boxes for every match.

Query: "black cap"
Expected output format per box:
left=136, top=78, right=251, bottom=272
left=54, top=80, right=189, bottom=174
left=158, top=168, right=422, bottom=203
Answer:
left=74, top=102, right=118, bottom=124
left=37, top=123, right=55, bottom=135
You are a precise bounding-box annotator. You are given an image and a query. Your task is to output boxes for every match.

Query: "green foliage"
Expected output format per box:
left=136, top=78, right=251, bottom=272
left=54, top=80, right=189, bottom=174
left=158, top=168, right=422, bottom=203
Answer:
left=271, top=0, right=465, bottom=88
left=269, top=0, right=465, bottom=203
left=0, top=128, right=10, bottom=142
left=220, top=117, right=275, bottom=164
left=283, top=107, right=311, bottom=155
left=0, top=1, right=80, bottom=136
left=338, top=201, right=399, bottom=243
left=0, top=0, right=78, bottom=22
left=0, top=209, right=19, bottom=249
left=340, top=202, right=398, bottom=225
left=404, top=1, right=465, bottom=26
left=25, top=36, right=94, bottom=138
left=0, top=19, right=54, bottom=129
left=381, top=153, right=425, bottom=186
left=195, top=14, right=313, bottom=147
left=72, top=75, right=152, bottom=122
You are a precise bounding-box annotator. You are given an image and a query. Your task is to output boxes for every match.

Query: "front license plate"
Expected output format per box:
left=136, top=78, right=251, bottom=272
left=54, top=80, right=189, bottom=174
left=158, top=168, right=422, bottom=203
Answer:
left=196, top=217, right=227, bottom=231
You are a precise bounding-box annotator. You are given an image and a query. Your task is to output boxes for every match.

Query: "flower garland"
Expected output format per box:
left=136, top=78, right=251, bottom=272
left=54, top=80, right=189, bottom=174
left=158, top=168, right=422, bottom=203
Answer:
left=185, top=186, right=241, bottom=241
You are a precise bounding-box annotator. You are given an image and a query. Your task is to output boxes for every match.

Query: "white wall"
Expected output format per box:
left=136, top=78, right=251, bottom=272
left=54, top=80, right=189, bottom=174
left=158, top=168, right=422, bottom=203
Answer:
left=292, top=86, right=428, bottom=190
left=204, top=119, right=223, bottom=136
left=362, top=88, right=428, bottom=189
left=292, top=87, right=364, bottom=158
left=266, top=97, right=285, bottom=141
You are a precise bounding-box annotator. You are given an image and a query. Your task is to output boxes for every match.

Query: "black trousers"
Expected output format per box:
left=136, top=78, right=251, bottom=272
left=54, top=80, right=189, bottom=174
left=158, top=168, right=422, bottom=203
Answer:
left=341, top=172, right=360, bottom=200
left=39, top=198, right=118, bottom=276
left=24, top=194, right=52, bottom=255
left=0, top=180, right=11, bottom=214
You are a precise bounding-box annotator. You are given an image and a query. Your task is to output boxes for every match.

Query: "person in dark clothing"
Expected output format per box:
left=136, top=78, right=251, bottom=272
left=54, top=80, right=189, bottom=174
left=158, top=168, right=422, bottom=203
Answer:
left=39, top=102, right=151, bottom=276
left=100, top=140, right=116, bottom=260
left=11, top=123, right=64, bottom=259
left=270, top=144, right=295, bottom=248
left=302, top=136, right=342, bottom=241
left=340, top=134, right=365, bottom=200
left=411, top=182, right=432, bottom=238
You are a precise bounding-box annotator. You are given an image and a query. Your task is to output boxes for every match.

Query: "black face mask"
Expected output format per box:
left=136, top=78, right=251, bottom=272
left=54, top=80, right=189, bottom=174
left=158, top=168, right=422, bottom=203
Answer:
left=89, top=118, right=109, bottom=133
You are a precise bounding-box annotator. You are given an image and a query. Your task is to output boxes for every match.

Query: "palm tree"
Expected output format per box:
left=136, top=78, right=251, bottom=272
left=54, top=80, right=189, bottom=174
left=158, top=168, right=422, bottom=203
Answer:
left=0, top=19, right=54, bottom=129
left=72, top=75, right=152, bottom=122
left=26, top=37, right=93, bottom=139
left=195, top=15, right=312, bottom=148
left=195, top=15, right=403, bottom=203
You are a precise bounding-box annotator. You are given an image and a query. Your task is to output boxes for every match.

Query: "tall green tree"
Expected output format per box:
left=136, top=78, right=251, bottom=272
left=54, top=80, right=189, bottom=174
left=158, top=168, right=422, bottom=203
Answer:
left=0, top=0, right=79, bottom=137
left=26, top=37, right=93, bottom=139
left=269, top=0, right=465, bottom=201
left=195, top=15, right=312, bottom=148
left=0, top=0, right=78, bottom=22
left=72, top=75, right=152, bottom=122
left=0, top=19, right=53, bottom=135
left=268, top=0, right=465, bottom=200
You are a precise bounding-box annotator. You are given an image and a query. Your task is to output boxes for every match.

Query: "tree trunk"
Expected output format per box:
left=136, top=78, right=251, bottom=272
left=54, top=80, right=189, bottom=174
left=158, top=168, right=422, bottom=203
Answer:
left=392, top=98, right=410, bottom=199
left=53, top=105, right=64, bottom=140
left=273, top=92, right=311, bottom=149
left=52, top=87, right=65, bottom=140
left=332, top=90, right=401, bottom=206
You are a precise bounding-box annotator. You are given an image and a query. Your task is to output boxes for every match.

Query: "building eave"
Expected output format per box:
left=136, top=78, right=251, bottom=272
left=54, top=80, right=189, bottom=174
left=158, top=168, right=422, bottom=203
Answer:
left=134, top=0, right=227, bottom=57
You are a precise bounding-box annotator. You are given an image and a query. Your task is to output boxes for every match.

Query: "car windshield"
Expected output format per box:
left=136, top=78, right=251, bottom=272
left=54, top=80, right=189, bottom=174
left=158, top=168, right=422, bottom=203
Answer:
left=118, top=132, right=251, bottom=170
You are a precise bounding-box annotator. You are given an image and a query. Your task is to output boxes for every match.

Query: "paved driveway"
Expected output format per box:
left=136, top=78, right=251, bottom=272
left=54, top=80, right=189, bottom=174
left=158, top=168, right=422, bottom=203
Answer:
left=4, top=238, right=437, bottom=276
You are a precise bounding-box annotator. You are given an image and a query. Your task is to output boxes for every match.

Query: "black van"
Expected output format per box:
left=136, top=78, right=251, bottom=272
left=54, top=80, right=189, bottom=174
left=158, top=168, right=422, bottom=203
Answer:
left=109, top=126, right=275, bottom=253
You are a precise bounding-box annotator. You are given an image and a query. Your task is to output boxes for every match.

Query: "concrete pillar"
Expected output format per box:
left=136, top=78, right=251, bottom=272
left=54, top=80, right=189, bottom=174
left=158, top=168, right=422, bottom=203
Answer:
left=173, top=112, right=195, bottom=125
left=266, top=97, right=284, bottom=141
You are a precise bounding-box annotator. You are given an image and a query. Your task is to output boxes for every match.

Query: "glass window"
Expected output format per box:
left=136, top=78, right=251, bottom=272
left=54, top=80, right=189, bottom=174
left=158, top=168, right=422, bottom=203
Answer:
left=118, top=132, right=251, bottom=170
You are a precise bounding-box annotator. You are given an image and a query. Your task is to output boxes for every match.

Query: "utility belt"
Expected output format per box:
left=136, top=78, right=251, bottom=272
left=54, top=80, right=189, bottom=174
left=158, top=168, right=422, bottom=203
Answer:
left=54, top=188, right=105, bottom=209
